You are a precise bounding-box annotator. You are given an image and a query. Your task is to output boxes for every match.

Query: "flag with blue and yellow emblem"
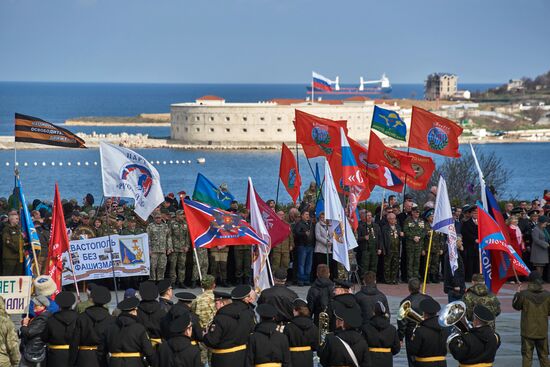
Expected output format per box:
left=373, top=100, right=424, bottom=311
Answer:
left=371, top=105, right=407, bottom=141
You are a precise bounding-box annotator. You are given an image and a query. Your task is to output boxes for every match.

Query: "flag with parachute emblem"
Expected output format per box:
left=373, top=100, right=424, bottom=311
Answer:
left=192, top=173, right=235, bottom=210
left=409, top=106, right=463, bottom=157
left=371, top=106, right=407, bottom=141
left=100, top=142, right=164, bottom=221
left=278, top=143, right=301, bottom=204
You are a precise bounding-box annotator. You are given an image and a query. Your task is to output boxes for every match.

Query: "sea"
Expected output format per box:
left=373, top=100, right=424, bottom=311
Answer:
left=0, top=81, right=547, bottom=203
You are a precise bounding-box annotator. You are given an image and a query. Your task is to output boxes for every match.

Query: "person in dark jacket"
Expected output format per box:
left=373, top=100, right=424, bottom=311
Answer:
left=512, top=270, right=550, bottom=367
left=283, top=298, right=318, bottom=367
left=246, top=304, right=291, bottom=367
left=362, top=301, right=400, bottom=367
left=319, top=301, right=371, bottom=367
left=293, top=210, right=315, bottom=286
left=397, top=278, right=428, bottom=367
left=257, top=267, right=298, bottom=323
left=443, top=240, right=466, bottom=303
left=20, top=295, right=51, bottom=367
left=407, top=298, right=448, bottom=367
left=355, top=271, right=390, bottom=323
left=449, top=305, right=500, bottom=366
left=357, top=210, right=383, bottom=274
left=328, top=279, right=361, bottom=332
left=161, top=292, right=202, bottom=342
left=103, top=297, right=156, bottom=367
left=69, top=285, right=115, bottom=367
left=136, top=281, right=166, bottom=348
left=158, top=279, right=174, bottom=313
left=306, top=264, right=334, bottom=325
left=460, top=205, right=478, bottom=282
left=42, top=291, right=78, bottom=366
left=158, top=313, right=201, bottom=367
left=203, top=285, right=256, bottom=367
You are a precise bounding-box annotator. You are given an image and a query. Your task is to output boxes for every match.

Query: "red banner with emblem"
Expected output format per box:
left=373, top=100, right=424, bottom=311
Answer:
left=294, top=110, right=347, bottom=159
left=279, top=143, right=301, bottom=204
left=409, top=106, right=463, bottom=157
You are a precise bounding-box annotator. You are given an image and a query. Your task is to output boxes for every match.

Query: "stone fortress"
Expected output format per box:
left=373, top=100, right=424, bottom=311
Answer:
left=170, top=95, right=412, bottom=147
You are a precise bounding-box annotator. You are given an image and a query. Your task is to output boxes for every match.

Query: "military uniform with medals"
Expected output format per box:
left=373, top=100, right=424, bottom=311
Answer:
left=403, top=208, right=428, bottom=280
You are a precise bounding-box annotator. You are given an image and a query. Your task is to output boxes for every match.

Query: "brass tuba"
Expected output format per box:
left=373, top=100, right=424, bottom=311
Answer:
left=438, top=300, right=472, bottom=348
left=397, top=300, right=423, bottom=324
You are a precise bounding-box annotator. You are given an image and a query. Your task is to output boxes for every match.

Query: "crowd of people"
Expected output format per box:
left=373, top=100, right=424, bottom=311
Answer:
left=0, top=185, right=549, bottom=366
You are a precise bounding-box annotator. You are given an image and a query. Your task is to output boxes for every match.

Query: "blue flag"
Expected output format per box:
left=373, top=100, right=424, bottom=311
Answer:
left=16, top=178, right=41, bottom=277
left=192, top=173, right=235, bottom=210
left=371, top=105, right=407, bottom=141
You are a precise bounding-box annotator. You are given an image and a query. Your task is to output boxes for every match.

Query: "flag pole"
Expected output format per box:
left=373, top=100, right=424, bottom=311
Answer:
left=380, top=188, right=386, bottom=221
left=295, top=143, right=302, bottom=202
left=104, top=199, right=119, bottom=304
left=311, top=73, right=315, bottom=104
left=193, top=246, right=203, bottom=282
left=265, top=255, right=274, bottom=287
left=422, top=230, right=434, bottom=294
left=275, top=178, right=280, bottom=211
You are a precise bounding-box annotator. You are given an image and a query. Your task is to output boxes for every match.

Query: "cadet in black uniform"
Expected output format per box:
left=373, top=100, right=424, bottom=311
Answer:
left=319, top=301, right=371, bottom=366
left=203, top=285, right=256, bottom=367
left=362, top=301, right=400, bottom=367
left=407, top=298, right=448, bottom=367
left=283, top=298, right=319, bottom=367
left=449, top=305, right=501, bottom=367
left=136, top=281, right=166, bottom=348
left=246, top=303, right=291, bottom=367
left=158, top=279, right=174, bottom=312
left=161, top=291, right=202, bottom=343
left=306, top=264, right=334, bottom=325
left=103, top=296, right=156, bottom=367
left=158, top=313, right=201, bottom=367
left=398, top=278, right=429, bottom=367
left=257, top=267, right=298, bottom=323
left=69, top=285, right=115, bottom=367
left=328, top=279, right=361, bottom=331
left=42, top=291, right=78, bottom=366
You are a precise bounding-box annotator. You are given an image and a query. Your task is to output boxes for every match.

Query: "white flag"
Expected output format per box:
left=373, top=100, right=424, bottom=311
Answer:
left=323, top=159, right=358, bottom=271
left=433, top=175, right=458, bottom=275
left=100, top=142, right=164, bottom=221
left=247, top=177, right=272, bottom=292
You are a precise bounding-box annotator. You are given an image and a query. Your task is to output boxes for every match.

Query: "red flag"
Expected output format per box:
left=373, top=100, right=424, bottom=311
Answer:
left=47, top=183, right=70, bottom=299
left=294, top=110, right=347, bottom=159
left=367, top=131, right=415, bottom=177
left=409, top=106, right=463, bottom=157
left=279, top=143, right=301, bottom=204
left=394, top=152, right=436, bottom=191
left=246, top=186, right=291, bottom=248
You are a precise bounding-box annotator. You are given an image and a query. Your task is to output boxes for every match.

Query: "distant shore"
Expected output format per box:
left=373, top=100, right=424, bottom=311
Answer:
left=64, top=113, right=170, bottom=126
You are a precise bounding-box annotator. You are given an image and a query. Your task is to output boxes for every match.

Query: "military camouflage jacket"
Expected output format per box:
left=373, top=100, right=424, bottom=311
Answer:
left=0, top=297, right=20, bottom=365
left=403, top=217, right=427, bottom=246
left=147, top=222, right=173, bottom=253
left=170, top=220, right=190, bottom=252
left=463, top=283, right=501, bottom=321
left=191, top=290, right=217, bottom=329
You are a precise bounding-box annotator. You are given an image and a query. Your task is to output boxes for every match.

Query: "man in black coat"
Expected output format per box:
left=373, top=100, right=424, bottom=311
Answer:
left=355, top=271, right=390, bottom=323
left=246, top=304, right=291, bottom=367
left=136, top=281, right=166, bottom=348
left=362, top=301, right=400, bottom=367
left=293, top=210, right=315, bottom=286
left=42, top=291, right=78, bottom=366
left=257, top=267, right=298, bottom=323
left=157, top=313, right=201, bottom=367
left=397, top=278, right=429, bottom=367
left=319, top=301, right=371, bottom=366
left=306, top=264, right=334, bottom=325
left=161, top=292, right=202, bottom=343
left=203, top=285, right=256, bottom=367
left=407, top=298, right=448, bottom=367
left=283, top=298, right=319, bottom=367
left=69, top=285, right=115, bottom=367
left=328, top=279, right=361, bottom=332
left=103, top=297, right=156, bottom=367
left=449, top=305, right=501, bottom=366
left=460, top=205, right=479, bottom=282
left=158, top=279, right=174, bottom=313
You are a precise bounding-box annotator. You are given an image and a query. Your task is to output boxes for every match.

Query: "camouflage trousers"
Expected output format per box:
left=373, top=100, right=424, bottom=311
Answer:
left=234, top=247, right=252, bottom=279
left=406, top=242, right=422, bottom=280
left=361, top=245, right=378, bottom=274
left=210, top=248, right=228, bottom=282
left=427, top=251, right=440, bottom=277
left=192, top=247, right=209, bottom=281
left=150, top=252, right=167, bottom=281
left=168, top=251, right=187, bottom=284
left=384, top=251, right=400, bottom=283
left=271, top=248, right=290, bottom=271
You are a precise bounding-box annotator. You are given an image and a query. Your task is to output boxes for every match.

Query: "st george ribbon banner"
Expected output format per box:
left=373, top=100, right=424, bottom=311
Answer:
left=0, top=276, right=33, bottom=314
left=61, top=234, right=150, bottom=284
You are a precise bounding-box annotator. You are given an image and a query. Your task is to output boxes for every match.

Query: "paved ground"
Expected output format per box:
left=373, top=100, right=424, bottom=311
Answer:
left=13, top=281, right=549, bottom=367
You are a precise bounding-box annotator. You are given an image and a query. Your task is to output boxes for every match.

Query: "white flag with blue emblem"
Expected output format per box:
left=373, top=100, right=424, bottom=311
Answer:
left=100, top=142, right=164, bottom=221
left=323, top=159, right=358, bottom=271
left=433, top=175, right=458, bottom=275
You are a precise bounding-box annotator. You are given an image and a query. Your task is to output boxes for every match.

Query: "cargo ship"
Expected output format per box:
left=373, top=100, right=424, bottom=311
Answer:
left=307, top=71, right=392, bottom=96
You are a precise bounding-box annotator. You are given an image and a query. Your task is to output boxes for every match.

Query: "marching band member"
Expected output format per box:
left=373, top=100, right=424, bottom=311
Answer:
left=283, top=299, right=318, bottom=367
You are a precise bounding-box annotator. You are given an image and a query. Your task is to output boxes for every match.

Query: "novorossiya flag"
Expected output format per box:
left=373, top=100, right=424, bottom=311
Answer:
left=409, top=106, right=463, bottom=157
left=278, top=143, right=301, bottom=204
left=15, top=113, right=86, bottom=148
left=47, top=183, right=70, bottom=298
left=371, top=105, right=407, bottom=141
left=294, top=110, right=347, bottom=159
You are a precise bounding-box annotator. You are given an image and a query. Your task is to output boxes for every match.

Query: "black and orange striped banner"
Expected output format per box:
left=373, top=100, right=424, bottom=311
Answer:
left=15, top=113, right=86, bottom=148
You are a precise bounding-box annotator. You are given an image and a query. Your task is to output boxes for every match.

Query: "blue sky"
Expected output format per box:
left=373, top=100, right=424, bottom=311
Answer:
left=1, top=0, right=548, bottom=84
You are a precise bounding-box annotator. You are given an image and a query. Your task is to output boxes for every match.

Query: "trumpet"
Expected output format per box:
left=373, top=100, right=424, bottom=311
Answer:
left=397, top=300, right=423, bottom=325
left=438, top=300, right=472, bottom=348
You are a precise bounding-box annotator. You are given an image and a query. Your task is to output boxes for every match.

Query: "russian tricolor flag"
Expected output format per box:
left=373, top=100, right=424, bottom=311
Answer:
left=312, top=71, right=333, bottom=92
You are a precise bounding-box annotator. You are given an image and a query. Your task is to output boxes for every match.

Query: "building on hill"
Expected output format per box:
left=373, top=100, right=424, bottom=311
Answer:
left=507, top=79, right=524, bottom=92
left=425, top=73, right=458, bottom=100
left=170, top=96, right=411, bottom=146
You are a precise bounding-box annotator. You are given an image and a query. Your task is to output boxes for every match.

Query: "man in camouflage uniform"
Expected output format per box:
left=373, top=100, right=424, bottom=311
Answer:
left=147, top=212, right=173, bottom=281
left=121, top=216, right=144, bottom=235
left=357, top=210, right=382, bottom=274
left=71, top=212, right=96, bottom=240
left=382, top=213, right=402, bottom=284
left=271, top=211, right=293, bottom=271
left=169, top=210, right=190, bottom=287
left=191, top=274, right=217, bottom=365
left=463, top=273, right=501, bottom=324
left=403, top=206, right=427, bottom=281
left=2, top=210, right=24, bottom=276
left=424, top=209, right=445, bottom=283
left=0, top=296, right=20, bottom=366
